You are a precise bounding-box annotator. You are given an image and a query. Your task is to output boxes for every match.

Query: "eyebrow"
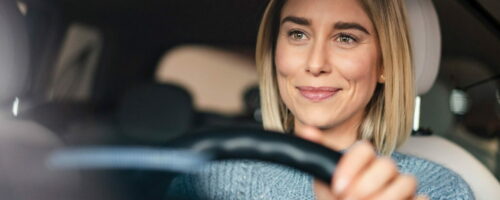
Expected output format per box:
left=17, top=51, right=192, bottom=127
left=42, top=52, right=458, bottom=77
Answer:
left=281, top=16, right=310, bottom=26
left=281, top=16, right=370, bottom=35
left=334, top=21, right=370, bottom=35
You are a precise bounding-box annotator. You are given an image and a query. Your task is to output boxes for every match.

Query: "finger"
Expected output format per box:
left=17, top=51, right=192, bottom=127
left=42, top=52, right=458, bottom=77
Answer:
left=313, top=179, right=335, bottom=200
left=332, top=141, right=375, bottom=195
left=414, top=195, right=429, bottom=200
left=342, top=157, right=398, bottom=199
left=371, top=174, right=418, bottom=200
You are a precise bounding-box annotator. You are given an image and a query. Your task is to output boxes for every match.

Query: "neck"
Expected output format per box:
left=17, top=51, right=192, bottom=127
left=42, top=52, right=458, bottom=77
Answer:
left=294, top=111, right=364, bottom=151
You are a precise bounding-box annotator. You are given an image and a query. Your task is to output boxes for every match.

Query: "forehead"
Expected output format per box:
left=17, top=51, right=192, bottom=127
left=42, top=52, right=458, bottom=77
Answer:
left=280, top=0, right=372, bottom=28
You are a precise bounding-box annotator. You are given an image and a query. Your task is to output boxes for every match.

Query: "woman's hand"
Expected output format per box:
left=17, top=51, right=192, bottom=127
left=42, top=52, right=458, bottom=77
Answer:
left=314, top=141, right=427, bottom=200
left=296, top=125, right=427, bottom=199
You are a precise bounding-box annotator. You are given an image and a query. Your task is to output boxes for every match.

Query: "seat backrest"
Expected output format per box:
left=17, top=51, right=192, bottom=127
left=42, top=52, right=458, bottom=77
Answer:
left=0, top=116, right=82, bottom=199
left=0, top=1, right=83, bottom=199
left=398, top=136, right=500, bottom=199
left=398, top=0, right=500, bottom=198
left=0, top=0, right=29, bottom=107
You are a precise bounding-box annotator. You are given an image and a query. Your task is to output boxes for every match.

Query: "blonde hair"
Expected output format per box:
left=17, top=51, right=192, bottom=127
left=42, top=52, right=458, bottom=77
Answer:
left=255, top=0, right=414, bottom=155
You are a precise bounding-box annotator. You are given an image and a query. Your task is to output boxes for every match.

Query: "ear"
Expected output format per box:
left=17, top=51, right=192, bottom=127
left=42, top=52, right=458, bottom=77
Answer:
left=377, top=67, right=385, bottom=84
left=378, top=74, right=385, bottom=83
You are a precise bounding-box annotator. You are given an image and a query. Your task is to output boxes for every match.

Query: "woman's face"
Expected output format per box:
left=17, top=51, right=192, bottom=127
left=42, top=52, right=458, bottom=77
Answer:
left=275, top=0, right=381, bottom=131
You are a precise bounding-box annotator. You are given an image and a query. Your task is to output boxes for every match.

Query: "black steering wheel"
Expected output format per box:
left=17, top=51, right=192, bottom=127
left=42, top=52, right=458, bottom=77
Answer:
left=165, top=128, right=342, bottom=183
left=49, top=128, right=343, bottom=199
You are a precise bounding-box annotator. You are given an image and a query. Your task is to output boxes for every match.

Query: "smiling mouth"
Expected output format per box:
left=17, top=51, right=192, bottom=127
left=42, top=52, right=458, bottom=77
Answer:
left=296, top=86, right=341, bottom=102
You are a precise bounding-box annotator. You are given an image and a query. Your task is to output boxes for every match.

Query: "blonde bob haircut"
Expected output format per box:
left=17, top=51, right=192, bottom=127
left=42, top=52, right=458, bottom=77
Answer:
left=256, top=0, right=414, bottom=155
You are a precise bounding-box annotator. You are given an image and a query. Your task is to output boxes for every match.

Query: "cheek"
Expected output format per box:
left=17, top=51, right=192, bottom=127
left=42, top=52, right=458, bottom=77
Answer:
left=274, top=38, right=305, bottom=78
left=334, top=49, right=379, bottom=84
left=276, top=75, right=289, bottom=103
left=275, top=39, right=303, bottom=111
left=276, top=68, right=297, bottom=116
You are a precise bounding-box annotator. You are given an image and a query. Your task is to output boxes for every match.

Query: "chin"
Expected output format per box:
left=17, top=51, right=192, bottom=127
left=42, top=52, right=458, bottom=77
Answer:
left=297, top=112, right=338, bottom=129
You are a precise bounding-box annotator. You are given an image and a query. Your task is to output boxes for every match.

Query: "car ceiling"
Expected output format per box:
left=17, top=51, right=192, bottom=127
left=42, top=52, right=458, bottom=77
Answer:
left=46, top=0, right=268, bottom=46
left=35, top=0, right=499, bottom=74
left=477, top=0, right=500, bottom=22
left=435, top=0, right=500, bottom=74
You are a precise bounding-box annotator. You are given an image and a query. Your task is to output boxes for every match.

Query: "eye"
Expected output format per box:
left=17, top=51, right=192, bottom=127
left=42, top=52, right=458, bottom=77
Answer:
left=288, top=30, right=308, bottom=41
left=335, top=33, right=358, bottom=45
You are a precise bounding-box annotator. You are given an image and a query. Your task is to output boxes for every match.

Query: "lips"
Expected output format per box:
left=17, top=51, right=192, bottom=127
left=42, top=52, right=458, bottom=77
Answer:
left=296, top=86, right=341, bottom=102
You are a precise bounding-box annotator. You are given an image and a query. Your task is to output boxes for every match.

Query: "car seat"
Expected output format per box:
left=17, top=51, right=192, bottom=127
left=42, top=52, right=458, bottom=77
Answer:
left=0, top=0, right=81, bottom=199
left=396, top=0, right=500, bottom=198
left=155, top=45, right=258, bottom=116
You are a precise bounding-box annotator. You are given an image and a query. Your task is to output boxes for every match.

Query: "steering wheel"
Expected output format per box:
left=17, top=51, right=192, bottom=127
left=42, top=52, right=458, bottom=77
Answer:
left=166, top=128, right=342, bottom=183
left=49, top=128, right=342, bottom=199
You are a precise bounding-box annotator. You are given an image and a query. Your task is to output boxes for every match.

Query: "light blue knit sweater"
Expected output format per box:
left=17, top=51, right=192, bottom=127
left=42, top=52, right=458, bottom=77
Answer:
left=167, top=152, right=474, bottom=200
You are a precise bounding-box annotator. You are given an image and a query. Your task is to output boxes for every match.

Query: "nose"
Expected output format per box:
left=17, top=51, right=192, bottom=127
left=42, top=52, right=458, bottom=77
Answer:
left=306, top=40, right=331, bottom=76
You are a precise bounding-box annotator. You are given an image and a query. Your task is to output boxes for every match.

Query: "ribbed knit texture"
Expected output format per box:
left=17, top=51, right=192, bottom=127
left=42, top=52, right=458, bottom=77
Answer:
left=392, top=153, right=474, bottom=200
left=167, top=152, right=474, bottom=199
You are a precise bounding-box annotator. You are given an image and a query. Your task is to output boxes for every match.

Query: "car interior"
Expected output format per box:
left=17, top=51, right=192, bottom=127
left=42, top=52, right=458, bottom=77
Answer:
left=0, top=0, right=499, bottom=199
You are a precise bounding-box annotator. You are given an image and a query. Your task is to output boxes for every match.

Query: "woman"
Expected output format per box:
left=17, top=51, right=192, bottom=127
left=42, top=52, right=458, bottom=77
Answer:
left=168, top=0, right=474, bottom=199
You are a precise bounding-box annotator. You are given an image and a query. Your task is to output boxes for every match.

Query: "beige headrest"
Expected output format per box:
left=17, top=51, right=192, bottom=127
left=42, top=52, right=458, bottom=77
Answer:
left=406, top=0, right=442, bottom=95
left=155, top=45, right=258, bottom=115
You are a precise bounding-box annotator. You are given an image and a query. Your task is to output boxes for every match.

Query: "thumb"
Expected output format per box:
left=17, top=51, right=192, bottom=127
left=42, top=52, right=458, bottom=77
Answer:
left=296, top=125, right=323, bottom=143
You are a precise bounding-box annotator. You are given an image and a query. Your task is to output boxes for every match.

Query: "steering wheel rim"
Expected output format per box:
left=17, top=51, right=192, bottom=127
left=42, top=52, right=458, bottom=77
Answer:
left=49, top=128, right=342, bottom=185
left=166, top=128, right=342, bottom=183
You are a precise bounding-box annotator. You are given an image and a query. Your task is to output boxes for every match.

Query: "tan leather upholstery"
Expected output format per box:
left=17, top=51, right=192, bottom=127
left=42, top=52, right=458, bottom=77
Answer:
left=155, top=45, right=257, bottom=115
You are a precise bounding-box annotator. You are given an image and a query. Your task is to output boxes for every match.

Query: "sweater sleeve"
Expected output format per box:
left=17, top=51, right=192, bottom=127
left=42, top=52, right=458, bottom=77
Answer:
left=392, top=152, right=475, bottom=200
left=166, top=160, right=315, bottom=200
